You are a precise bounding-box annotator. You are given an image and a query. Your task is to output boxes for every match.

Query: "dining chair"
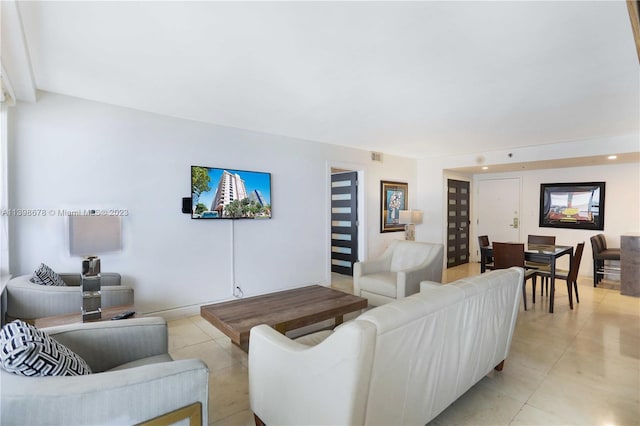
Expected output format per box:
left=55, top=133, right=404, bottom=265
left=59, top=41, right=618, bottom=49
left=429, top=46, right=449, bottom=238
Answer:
left=536, top=242, right=584, bottom=309
left=526, top=234, right=556, bottom=295
left=477, top=235, right=495, bottom=270
left=492, top=242, right=537, bottom=311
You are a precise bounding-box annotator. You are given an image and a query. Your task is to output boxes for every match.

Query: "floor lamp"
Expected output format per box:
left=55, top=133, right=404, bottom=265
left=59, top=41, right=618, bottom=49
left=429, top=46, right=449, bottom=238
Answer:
left=399, top=210, right=423, bottom=241
left=69, top=215, right=122, bottom=321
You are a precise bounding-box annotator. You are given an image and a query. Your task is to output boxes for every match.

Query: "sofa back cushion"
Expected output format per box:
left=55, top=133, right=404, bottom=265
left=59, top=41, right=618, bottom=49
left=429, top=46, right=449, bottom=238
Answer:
left=356, top=267, right=523, bottom=425
left=389, top=242, right=437, bottom=272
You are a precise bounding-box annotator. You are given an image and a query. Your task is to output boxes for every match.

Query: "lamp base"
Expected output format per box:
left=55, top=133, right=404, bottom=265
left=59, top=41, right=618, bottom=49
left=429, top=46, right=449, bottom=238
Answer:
left=404, top=224, right=416, bottom=241
left=81, top=257, right=102, bottom=322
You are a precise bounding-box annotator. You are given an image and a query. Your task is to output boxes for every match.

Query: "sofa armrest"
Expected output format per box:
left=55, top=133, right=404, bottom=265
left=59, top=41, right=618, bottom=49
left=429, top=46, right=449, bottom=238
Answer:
left=45, top=317, right=168, bottom=372
left=1, top=359, right=209, bottom=426
left=249, top=322, right=376, bottom=426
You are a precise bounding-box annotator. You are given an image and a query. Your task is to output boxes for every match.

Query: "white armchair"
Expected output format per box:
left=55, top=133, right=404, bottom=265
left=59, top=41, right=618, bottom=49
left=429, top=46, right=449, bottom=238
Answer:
left=1, top=317, right=209, bottom=426
left=354, top=240, right=444, bottom=306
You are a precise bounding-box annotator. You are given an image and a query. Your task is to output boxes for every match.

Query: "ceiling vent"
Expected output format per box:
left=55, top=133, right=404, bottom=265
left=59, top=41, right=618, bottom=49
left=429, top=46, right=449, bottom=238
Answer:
left=371, top=151, right=383, bottom=162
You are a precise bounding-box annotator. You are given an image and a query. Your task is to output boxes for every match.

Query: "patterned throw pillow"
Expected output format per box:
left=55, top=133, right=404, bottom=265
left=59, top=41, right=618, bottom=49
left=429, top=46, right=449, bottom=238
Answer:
left=0, top=320, right=92, bottom=376
left=31, top=263, right=66, bottom=286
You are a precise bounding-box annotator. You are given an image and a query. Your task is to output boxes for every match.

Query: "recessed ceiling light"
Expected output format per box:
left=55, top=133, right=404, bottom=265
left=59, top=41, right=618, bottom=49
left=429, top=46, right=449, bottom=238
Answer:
left=608, top=155, right=617, bottom=160
left=482, top=166, right=488, bottom=170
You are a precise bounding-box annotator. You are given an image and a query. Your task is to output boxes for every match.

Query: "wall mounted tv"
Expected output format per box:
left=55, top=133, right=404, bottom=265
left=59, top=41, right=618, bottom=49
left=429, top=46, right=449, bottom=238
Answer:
left=191, top=165, right=272, bottom=219
left=539, top=182, right=605, bottom=230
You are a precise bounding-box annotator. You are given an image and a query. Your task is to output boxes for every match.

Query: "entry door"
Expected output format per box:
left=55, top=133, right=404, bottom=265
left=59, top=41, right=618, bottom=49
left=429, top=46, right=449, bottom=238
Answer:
left=447, top=179, right=470, bottom=268
left=331, top=172, right=358, bottom=276
left=477, top=178, right=521, bottom=253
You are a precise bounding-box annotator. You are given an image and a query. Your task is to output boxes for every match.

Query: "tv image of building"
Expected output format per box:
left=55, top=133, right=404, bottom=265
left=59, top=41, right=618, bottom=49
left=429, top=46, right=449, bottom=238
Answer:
left=210, top=171, right=248, bottom=216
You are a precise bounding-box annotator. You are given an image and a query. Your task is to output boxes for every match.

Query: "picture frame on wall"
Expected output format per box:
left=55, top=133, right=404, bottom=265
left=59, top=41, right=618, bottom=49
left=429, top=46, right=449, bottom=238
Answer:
left=380, top=180, right=408, bottom=233
left=539, top=181, right=606, bottom=230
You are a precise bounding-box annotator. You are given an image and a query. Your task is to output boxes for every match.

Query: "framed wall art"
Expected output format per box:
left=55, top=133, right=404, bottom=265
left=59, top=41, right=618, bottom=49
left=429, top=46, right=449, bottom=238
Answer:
left=380, top=180, right=408, bottom=233
left=539, top=182, right=605, bottom=230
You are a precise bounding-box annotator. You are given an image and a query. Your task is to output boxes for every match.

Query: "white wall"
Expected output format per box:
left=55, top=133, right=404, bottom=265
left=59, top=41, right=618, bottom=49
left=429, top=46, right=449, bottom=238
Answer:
left=8, top=93, right=416, bottom=315
left=417, top=138, right=640, bottom=275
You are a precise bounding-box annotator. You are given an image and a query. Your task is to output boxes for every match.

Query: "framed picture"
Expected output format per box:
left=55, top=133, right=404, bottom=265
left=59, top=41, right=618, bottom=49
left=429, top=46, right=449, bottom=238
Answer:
left=539, top=182, right=605, bottom=230
left=380, top=180, right=408, bottom=233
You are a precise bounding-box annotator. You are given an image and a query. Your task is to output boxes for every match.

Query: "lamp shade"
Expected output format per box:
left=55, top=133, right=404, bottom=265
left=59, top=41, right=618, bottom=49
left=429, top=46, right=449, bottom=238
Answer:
left=399, top=210, right=423, bottom=225
left=69, top=215, right=122, bottom=256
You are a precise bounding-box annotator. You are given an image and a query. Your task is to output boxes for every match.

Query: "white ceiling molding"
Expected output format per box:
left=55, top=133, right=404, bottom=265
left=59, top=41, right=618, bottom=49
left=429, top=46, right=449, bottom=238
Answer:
left=0, top=0, right=37, bottom=103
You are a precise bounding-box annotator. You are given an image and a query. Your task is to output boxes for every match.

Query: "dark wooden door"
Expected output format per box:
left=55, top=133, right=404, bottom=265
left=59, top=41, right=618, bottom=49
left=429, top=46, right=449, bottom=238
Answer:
left=331, top=172, right=358, bottom=276
left=447, top=179, right=470, bottom=268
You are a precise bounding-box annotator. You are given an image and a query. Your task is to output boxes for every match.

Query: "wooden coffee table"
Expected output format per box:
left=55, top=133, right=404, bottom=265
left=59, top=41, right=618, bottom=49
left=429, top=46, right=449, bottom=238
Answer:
left=34, top=305, right=137, bottom=328
left=200, top=285, right=367, bottom=351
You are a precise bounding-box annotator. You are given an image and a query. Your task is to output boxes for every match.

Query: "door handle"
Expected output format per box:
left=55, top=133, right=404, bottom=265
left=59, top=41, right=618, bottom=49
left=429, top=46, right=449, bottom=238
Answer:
left=509, top=217, right=519, bottom=229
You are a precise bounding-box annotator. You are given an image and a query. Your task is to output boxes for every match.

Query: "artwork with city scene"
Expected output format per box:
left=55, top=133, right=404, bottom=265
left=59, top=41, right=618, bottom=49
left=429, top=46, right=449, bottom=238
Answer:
left=191, top=166, right=272, bottom=219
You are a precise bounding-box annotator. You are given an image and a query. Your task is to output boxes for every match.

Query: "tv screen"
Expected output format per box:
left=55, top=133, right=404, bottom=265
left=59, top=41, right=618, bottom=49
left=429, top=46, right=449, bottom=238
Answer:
left=191, top=166, right=272, bottom=219
left=539, top=182, right=605, bottom=230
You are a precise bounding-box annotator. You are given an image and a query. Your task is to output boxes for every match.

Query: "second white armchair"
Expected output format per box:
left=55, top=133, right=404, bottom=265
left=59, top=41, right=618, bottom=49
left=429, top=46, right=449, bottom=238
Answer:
left=354, top=240, right=444, bottom=306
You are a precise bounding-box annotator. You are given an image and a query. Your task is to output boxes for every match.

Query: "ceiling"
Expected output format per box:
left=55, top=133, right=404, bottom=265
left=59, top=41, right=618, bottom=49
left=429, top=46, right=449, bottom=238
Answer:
left=2, top=1, right=639, bottom=164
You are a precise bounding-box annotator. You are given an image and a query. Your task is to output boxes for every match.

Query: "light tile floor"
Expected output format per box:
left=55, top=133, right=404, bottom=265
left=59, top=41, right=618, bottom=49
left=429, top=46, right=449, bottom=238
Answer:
left=168, top=264, right=640, bottom=425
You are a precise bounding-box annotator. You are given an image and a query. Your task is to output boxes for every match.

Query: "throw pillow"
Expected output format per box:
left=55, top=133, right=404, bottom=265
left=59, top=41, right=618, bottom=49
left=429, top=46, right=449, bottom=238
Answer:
left=31, top=263, right=66, bottom=286
left=0, top=320, right=92, bottom=376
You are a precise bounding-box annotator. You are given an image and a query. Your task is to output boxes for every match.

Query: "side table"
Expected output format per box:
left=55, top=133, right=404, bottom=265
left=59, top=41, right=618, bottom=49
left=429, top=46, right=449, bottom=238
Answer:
left=34, top=305, right=136, bottom=328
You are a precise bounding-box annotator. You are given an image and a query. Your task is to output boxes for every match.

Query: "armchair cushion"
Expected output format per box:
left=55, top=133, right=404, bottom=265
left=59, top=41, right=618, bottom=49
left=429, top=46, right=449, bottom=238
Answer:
left=390, top=243, right=432, bottom=272
left=31, top=263, right=66, bottom=287
left=357, top=272, right=397, bottom=298
left=1, top=320, right=91, bottom=376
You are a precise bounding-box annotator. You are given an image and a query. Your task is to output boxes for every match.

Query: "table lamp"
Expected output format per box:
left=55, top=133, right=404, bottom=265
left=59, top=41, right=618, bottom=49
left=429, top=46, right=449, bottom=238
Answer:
left=399, top=210, right=423, bottom=241
left=69, top=214, right=122, bottom=321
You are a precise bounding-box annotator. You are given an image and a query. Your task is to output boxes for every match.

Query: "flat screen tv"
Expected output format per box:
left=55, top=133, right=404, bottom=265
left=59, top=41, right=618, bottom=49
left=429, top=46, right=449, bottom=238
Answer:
left=539, top=182, right=605, bottom=230
left=191, top=165, right=272, bottom=219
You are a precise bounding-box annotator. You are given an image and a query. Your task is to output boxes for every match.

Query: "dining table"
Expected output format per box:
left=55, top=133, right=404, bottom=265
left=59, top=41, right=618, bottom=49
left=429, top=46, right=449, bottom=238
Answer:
left=480, top=243, right=573, bottom=313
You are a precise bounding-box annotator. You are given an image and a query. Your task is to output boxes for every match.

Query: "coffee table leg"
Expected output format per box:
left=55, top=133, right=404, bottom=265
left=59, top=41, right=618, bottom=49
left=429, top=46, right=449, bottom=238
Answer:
left=335, top=315, right=344, bottom=327
left=275, top=323, right=287, bottom=334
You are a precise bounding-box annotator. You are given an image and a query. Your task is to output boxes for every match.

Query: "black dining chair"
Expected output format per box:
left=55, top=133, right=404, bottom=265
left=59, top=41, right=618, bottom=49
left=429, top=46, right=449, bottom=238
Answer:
left=493, top=242, right=538, bottom=311
left=527, top=234, right=556, bottom=295
left=536, top=242, right=584, bottom=310
left=478, top=235, right=495, bottom=270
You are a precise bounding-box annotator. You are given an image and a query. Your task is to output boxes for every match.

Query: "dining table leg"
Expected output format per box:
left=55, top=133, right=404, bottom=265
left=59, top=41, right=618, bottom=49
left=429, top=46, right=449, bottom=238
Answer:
left=549, top=260, right=556, bottom=313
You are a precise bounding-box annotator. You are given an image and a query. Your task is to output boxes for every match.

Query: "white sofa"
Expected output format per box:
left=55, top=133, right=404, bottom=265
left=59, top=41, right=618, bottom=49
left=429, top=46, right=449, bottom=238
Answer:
left=5, top=273, right=133, bottom=322
left=249, top=267, right=523, bottom=426
left=354, top=240, right=444, bottom=306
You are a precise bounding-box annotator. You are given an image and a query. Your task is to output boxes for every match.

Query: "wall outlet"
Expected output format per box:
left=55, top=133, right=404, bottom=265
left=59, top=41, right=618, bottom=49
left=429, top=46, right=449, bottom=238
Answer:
left=234, top=286, right=244, bottom=298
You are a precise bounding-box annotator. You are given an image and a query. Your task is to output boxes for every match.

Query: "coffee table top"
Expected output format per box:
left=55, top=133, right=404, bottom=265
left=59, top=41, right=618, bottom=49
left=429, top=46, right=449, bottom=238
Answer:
left=200, top=285, right=367, bottom=349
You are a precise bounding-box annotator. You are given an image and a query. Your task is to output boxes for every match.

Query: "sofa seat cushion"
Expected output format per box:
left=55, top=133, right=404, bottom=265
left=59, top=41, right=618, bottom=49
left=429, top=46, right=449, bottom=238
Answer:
left=358, top=272, right=398, bottom=298
left=107, top=354, right=173, bottom=372
left=0, top=320, right=92, bottom=376
left=31, top=263, right=66, bottom=286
